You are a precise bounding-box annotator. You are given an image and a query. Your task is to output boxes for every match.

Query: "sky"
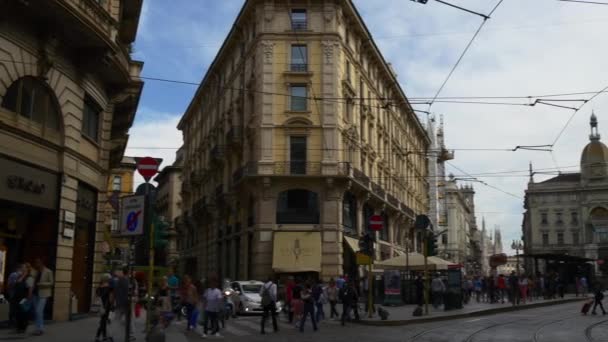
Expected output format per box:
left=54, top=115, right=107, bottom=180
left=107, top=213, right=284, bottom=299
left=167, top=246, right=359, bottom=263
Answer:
left=125, top=0, right=608, bottom=256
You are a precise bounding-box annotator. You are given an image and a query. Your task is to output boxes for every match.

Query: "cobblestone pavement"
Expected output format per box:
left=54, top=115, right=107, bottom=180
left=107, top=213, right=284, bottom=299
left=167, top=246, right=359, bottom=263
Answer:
left=1, top=302, right=607, bottom=341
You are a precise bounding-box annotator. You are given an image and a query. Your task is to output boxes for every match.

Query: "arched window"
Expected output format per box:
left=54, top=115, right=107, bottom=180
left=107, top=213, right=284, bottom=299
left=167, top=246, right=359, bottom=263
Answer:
left=2, top=77, right=60, bottom=130
left=276, top=189, right=319, bottom=224
left=342, top=192, right=357, bottom=236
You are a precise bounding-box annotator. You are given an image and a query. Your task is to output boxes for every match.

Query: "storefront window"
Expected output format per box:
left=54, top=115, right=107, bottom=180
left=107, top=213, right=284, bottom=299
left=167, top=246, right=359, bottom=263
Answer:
left=276, top=189, right=319, bottom=224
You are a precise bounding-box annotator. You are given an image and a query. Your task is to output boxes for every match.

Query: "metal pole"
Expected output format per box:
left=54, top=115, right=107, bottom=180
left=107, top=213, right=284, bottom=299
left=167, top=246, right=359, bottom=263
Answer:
left=424, top=235, right=429, bottom=315
left=126, top=237, right=134, bottom=342
left=368, top=263, right=373, bottom=318
left=146, top=222, right=155, bottom=332
left=406, top=241, right=410, bottom=303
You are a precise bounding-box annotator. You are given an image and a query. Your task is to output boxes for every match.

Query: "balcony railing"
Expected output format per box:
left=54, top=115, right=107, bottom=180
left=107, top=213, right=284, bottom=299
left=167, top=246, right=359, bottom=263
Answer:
left=65, top=0, right=117, bottom=37
left=226, top=126, right=243, bottom=146
left=371, top=182, right=386, bottom=198
left=387, top=194, right=399, bottom=207
left=352, top=168, right=370, bottom=188
left=400, top=203, right=415, bottom=218
left=291, top=19, right=307, bottom=30
left=290, top=63, right=308, bottom=72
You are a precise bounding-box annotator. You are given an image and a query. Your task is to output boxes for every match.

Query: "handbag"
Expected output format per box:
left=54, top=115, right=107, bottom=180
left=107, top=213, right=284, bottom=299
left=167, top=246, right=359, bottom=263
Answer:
left=19, top=298, right=31, bottom=313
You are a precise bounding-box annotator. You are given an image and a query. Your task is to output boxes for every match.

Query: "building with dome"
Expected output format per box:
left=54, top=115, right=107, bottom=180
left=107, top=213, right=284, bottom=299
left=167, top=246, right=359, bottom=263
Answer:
left=522, top=113, right=608, bottom=279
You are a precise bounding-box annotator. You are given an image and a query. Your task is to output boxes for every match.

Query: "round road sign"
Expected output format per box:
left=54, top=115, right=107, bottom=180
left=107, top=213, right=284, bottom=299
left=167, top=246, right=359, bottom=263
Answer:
left=126, top=210, right=142, bottom=232
left=137, top=156, right=159, bottom=181
left=370, top=214, right=383, bottom=231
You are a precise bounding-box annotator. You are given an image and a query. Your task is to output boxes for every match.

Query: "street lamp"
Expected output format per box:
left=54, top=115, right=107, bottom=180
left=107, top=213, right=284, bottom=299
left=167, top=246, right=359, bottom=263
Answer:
left=511, top=240, right=524, bottom=276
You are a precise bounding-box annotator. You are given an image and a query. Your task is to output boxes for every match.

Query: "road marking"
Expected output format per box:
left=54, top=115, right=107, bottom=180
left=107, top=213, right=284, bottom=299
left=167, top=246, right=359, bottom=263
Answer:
left=466, top=318, right=483, bottom=322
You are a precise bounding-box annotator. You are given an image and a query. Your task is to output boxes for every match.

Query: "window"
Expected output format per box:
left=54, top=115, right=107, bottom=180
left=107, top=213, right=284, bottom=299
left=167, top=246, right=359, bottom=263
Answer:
left=83, top=96, right=101, bottom=142
left=541, top=213, right=548, bottom=225
left=557, top=232, right=564, bottom=245
left=290, top=85, right=307, bottom=111
left=342, top=192, right=357, bottom=235
left=291, top=9, right=307, bottom=30
left=572, top=231, right=580, bottom=245
left=380, top=213, right=389, bottom=241
left=291, top=45, right=308, bottom=71
left=346, top=98, right=353, bottom=122
left=346, top=61, right=351, bottom=83
left=442, top=234, right=448, bottom=244
left=290, top=136, right=307, bottom=174
left=2, top=76, right=60, bottom=130
left=111, top=215, right=118, bottom=233
left=599, top=231, right=608, bottom=243
left=556, top=212, right=563, bottom=225
left=276, top=189, right=319, bottom=224
left=542, top=232, right=549, bottom=246
left=112, top=176, right=122, bottom=191
left=571, top=212, right=579, bottom=225
left=363, top=203, right=374, bottom=235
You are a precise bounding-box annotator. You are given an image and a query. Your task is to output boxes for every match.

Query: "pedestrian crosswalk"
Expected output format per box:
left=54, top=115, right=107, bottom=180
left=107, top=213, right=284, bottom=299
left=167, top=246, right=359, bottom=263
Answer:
left=171, top=314, right=342, bottom=339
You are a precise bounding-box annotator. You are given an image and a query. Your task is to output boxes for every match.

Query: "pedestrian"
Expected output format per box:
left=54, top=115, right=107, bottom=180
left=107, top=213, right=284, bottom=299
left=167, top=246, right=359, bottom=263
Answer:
left=528, top=276, right=535, bottom=302
left=581, top=276, right=589, bottom=297
left=7, top=264, right=22, bottom=328
left=519, top=275, right=529, bottom=305
left=299, top=283, right=318, bottom=332
left=556, top=276, right=565, bottom=299
left=336, top=274, right=346, bottom=290
left=312, top=279, right=325, bottom=322
left=181, top=275, right=199, bottom=332
left=95, top=274, right=114, bottom=342
left=431, top=273, right=445, bottom=309
left=480, top=277, right=488, bottom=302
left=156, top=277, right=173, bottom=329
left=113, top=267, right=136, bottom=341
left=14, top=263, right=34, bottom=334
left=414, top=274, right=424, bottom=307
left=474, top=277, right=482, bottom=303
left=285, top=276, right=295, bottom=323
left=32, top=258, right=53, bottom=336
left=508, top=272, right=519, bottom=305
left=292, top=280, right=304, bottom=328
left=201, top=276, right=222, bottom=338
left=497, top=275, right=506, bottom=304
left=166, top=268, right=180, bottom=315
left=326, top=278, right=339, bottom=319
left=260, top=276, right=278, bottom=335
left=592, top=284, right=606, bottom=315
left=340, top=280, right=359, bottom=326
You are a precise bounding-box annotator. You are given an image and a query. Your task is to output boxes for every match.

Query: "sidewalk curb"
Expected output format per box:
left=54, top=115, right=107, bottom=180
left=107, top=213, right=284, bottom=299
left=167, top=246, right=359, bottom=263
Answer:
left=355, top=298, right=587, bottom=326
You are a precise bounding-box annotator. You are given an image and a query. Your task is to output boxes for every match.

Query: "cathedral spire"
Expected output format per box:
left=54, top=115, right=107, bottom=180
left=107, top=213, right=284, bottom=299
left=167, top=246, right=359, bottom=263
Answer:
left=590, top=111, right=601, bottom=142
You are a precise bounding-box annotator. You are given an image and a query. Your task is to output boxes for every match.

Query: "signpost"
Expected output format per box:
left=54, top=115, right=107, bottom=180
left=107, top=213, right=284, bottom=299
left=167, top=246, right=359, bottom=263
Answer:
left=135, top=157, right=161, bottom=335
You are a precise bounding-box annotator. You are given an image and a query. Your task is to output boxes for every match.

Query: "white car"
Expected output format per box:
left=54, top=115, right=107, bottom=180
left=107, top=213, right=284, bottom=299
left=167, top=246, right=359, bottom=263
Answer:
left=231, top=280, right=264, bottom=314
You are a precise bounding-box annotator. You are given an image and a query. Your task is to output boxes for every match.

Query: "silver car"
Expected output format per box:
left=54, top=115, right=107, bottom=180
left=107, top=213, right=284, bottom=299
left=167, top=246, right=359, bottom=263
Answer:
left=231, top=280, right=284, bottom=315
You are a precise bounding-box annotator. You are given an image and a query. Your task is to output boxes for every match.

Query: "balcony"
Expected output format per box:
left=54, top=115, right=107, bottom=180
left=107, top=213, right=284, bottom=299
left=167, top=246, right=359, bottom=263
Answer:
left=400, top=202, right=415, bottom=218
left=387, top=193, right=399, bottom=207
left=352, top=168, right=370, bottom=188
left=291, top=19, right=307, bottom=30
left=244, top=161, right=350, bottom=177
left=63, top=0, right=117, bottom=39
left=289, top=64, right=308, bottom=72
left=226, top=126, right=243, bottom=147
left=371, top=182, right=386, bottom=198
left=211, top=145, right=225, bottom=162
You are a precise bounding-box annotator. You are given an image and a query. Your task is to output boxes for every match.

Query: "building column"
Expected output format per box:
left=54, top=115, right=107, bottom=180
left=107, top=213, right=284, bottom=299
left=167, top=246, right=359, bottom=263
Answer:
left=321, top=179, right=341, bottom=281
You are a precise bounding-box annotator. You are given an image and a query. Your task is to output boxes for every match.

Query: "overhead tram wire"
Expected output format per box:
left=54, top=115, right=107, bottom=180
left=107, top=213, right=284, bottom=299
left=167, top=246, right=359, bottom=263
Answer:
left=447, top=161, right=522, bottom=199
left=428, top=0, right=505, bottom=108
left=558, top=0, right=608, bottom=5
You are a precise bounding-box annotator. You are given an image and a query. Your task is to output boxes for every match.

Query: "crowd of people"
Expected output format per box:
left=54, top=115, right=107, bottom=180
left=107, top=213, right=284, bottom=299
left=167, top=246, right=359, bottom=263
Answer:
left=6, top=259, right=54, bottom=337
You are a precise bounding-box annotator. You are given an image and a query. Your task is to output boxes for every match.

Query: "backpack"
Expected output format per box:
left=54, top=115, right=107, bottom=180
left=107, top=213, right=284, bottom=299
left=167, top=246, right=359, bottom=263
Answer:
left=261, top=284, right=272, bottom=306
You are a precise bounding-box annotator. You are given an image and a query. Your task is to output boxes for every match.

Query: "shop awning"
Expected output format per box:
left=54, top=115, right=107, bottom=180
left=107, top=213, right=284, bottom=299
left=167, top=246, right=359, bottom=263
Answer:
left=375, top=253, right=454, bottom=271
left=272, top=232, right=322, bottom=273
left=344, top=236, right=360, bottom=253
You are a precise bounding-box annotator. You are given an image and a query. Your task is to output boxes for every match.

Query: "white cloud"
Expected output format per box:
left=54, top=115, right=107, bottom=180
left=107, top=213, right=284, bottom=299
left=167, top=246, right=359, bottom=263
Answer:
left=125, top=109, right=183, bottom=188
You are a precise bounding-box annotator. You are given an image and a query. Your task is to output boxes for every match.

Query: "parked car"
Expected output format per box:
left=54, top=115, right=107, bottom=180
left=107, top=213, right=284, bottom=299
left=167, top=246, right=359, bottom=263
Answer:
left=230, top=280, right=283, bottom=315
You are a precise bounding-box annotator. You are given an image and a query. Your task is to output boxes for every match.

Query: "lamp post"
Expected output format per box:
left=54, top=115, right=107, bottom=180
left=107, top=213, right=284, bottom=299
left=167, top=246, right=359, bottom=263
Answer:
left=511, top=240, right=523, bottom=276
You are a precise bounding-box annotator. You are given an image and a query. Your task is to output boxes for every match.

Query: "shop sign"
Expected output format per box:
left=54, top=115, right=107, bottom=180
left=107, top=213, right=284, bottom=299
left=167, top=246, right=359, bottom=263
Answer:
left=0, top=157, right=57, bottom=210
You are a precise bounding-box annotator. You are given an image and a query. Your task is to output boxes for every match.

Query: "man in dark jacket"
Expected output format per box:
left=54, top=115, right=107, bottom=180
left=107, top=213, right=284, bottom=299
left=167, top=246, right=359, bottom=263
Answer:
left=508, top=272, right=519, bottom=306
left=340, top=280, right=359, bottom=326
left=414, top=275, right=424, bottom=307
left=592, top=284, right=606, bottom=315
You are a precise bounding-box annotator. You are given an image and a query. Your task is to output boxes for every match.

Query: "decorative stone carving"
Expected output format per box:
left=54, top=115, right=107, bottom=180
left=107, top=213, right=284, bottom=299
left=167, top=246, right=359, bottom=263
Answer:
left=321, top=41, right=336, bottom=64
left=261, top=41, right=275, bottom=64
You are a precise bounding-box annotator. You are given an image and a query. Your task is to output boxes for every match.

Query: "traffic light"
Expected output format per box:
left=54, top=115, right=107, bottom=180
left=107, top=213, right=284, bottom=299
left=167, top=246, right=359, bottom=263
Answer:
left=153, top=215, right=170, bottom=249
left=358, top=233, right=375, bottom=256
left=427, top=232, right=438, bottom=256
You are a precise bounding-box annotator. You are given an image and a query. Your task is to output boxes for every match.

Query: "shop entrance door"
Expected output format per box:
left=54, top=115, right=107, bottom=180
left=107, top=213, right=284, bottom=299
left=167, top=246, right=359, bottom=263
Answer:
left=71, top=219, right=93, bottom=314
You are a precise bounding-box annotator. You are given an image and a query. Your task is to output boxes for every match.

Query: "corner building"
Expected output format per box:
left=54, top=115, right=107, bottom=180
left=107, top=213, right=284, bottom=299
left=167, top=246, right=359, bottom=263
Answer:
left=178, top=0, right=429, bottom=282
left=0, top=1, right=143, bottom=320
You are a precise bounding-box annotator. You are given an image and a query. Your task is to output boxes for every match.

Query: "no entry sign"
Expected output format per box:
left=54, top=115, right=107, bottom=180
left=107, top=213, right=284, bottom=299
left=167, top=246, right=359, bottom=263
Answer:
left=136, top=156, right=160, bottom=182
left=370, top=214, right=383, bottom=231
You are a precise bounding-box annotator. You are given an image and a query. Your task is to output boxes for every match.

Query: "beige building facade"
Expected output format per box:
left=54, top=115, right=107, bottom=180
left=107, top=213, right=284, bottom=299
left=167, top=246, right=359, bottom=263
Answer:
left=0, top=0, right=143, bottom=320
left=177, top=0, right=429, bottom=282
left=523, top=114, right=608, bottom=279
